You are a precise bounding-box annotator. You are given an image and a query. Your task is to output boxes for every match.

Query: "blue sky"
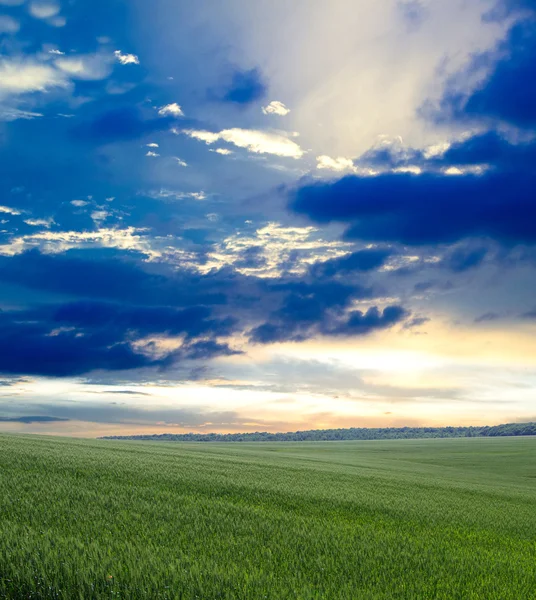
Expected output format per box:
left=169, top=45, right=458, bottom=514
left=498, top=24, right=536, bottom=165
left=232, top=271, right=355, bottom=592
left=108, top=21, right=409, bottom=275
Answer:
left=0, top=0, right=535, bottom=436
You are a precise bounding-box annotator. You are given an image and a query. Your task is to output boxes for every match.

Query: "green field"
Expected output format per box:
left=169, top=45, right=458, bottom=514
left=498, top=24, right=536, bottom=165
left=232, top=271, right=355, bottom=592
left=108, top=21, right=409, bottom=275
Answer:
left=0, top=435, right=534, bottom=599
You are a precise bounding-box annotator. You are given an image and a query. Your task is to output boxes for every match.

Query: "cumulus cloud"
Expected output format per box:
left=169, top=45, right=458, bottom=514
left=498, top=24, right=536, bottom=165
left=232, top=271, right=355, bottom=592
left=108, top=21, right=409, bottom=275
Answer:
left=114, top=50, right=140, bottom=65
left=158, top=102, right=184, bottom=117
left=28, top=1, right=60, bottom=19
left=211, top=148, right=233, bottom=155
left=0, top=15, right=19, bottom=33
left=182, top=128, right=304, bottom=158
left=262, top=100, right=290, bottom=116
left=173, top=157, right=188, bottom=167
left=0, top=206, right=21, bottom=216
left=55, top=53, right=114, bottom=80
left=316, top=155, right=357, bottom=172
left=48, top=15, right=66, bottom=27
left=0, top=59, right=69, bottom=96
left=24, top=218, right=55, bottom=228
left=181, top=129, right=220, bottom=144
left=146, top=151, right=160, bottom=157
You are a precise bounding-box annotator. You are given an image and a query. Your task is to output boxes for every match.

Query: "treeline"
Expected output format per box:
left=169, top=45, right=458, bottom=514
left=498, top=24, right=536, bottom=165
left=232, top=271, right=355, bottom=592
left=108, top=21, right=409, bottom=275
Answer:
left=101, top=421, right=536, bottom=442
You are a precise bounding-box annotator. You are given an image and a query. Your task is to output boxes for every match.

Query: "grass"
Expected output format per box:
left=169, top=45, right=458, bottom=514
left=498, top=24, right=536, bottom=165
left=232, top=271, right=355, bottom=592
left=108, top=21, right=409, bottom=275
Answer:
left=0, top=435, right=534, bottom=599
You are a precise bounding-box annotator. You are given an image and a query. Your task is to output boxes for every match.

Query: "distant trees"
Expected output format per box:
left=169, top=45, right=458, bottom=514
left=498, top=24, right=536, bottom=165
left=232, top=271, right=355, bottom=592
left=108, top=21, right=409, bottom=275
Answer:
left=100, top=422, right=536, bottom=443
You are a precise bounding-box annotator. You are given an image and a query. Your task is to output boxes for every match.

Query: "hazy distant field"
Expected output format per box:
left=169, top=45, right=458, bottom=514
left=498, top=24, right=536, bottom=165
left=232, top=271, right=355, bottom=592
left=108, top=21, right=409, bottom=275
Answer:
left=0, top=435, right=534, bottom=599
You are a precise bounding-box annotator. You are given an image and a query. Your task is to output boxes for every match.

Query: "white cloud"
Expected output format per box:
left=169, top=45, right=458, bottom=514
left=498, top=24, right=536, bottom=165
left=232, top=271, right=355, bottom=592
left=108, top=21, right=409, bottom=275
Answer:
left=55, top=54, right=113, bottom=80
left=158, top=102, right=184, bottom=117
left=0, top=108, right=43, bottom=122
left=48, top=49, right=65, bottom=55
left=90, top=210, right=110, bottom=224
left=182, top=128, right=304, bottom=159
left=71, top=200, right=88, bottom=207
left=0, top=59, right=69, bottom=96
left=148, top=1, right=508, bottom=158
left=146, top=143, right=159, bottom=148
left=316, top=155, right=356, bottom=172
left=179, top=129, right=219, bottom=143
left=316, top=154, right=379, bottom=176
left=0, top=227, right=161, bottom=259
left=423, top=141, right=451, bottom=159
left=24, top=218, right=54, bottom=228
left=262, top=100, right=290, bottom=116
left=443, top=165, right=486, bottom=176
left=0, top=206, right=21, bottom=216
left=114, top=50, right=140, bottom=65
left=0, top=15, right=20, bottom=33
left=393, top=166, right=422, bottom=174
left=47, top=15, right=66, bottom=27
left=211, top=148, right=233, bottom=155
left=201, top=222, right=352, bottom=277
left=28, top=1, right=60, bottom=19
left=146, top=189, right=206, bottom=201
left=173, top=157, right=188, bottom=167
left=105, top=81, right=137, bottom=95
left=146, top=151, right=160, bottom=157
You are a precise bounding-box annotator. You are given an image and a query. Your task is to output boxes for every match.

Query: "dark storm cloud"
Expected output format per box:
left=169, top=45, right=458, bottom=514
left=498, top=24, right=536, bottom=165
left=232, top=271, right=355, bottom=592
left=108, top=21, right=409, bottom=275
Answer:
left=0, top=250, right=227, bottom=306
left=0, top=316, right=161, bottom=377
left=440, top=131, right=536, bottom=170
left=328, top=306, right=408, bottom=336
left=250, top=304, right=408, bottom=343
left=439, top=246, right=488, bottom=272
left=0, top=402, right=242, bottom=428
left=249, top=278, right=407, bottom=343
left=442, top=19, right=536, bottom=128
left=0, top=416, right=70, bottom=424
left=73, top=107, right=178, bottom=143
left=216, top=68, right=267, bottom=105
left=52, top=301, right=235, bottom=338
left=291, top=8, right=536, bottom=249
left=310, top=248, right=394, bottom=278
left=290, top=172, right=536, bottom=246
left=0, top=300, right=238, bottom=377
left=359, top=131, right=536, bottom=172
left=0, top=244, right=404, bottom=375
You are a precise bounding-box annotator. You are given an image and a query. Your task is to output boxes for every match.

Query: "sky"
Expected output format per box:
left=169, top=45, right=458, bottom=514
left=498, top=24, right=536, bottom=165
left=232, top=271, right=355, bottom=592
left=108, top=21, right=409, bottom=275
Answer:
left=0, top=0, right=535, bottom=437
